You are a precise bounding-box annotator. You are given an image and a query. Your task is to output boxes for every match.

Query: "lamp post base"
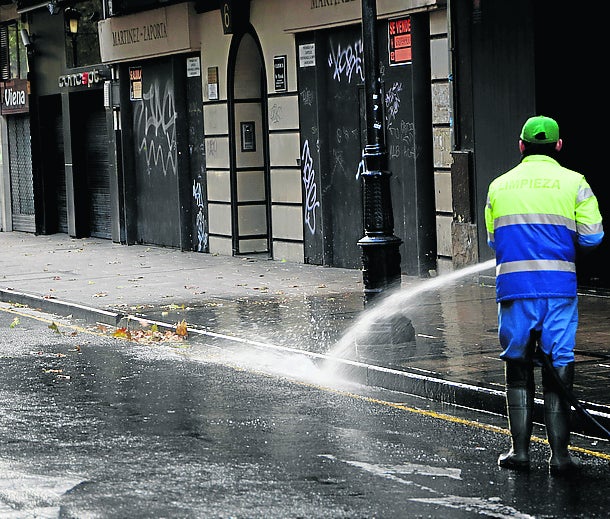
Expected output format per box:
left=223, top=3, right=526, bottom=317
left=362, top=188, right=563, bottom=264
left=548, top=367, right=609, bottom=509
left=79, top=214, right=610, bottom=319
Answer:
left=354, top=313, right=416, bottom=366
left=358, top=235, right=402, bottom=306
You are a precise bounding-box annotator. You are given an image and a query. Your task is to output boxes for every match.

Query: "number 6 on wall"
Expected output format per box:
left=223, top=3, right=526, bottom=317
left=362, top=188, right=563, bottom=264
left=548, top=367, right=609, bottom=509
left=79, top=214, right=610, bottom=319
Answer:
left=220, top=0, right=251, bottom=35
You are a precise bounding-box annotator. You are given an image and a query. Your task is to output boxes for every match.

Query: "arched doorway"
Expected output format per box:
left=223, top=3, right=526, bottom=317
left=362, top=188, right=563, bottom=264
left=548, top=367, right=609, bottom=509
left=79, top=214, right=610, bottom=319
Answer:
left=227, top=30, right=272, bottom=257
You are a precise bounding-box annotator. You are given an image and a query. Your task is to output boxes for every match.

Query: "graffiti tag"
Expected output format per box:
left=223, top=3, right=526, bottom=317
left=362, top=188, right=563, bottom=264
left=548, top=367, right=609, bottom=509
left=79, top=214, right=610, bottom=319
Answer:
left=301, top=139, right=321, bottom=235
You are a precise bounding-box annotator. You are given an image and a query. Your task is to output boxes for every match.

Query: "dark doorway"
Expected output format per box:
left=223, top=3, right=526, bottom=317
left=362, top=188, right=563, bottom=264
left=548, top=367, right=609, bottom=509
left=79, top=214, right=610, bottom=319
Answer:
left=131, top=58, right=181, bottom=248
left=71, top=89, right=111, bottom=239
left=466, top=1, right=609, bottom=290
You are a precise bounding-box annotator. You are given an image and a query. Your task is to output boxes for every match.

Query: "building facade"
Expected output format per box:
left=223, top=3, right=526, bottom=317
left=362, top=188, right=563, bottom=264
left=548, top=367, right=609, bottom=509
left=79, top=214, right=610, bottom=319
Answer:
left=1, top=0, right=116, bottom=241
left=92, top=0, right=448, bottom=278
left=1, top=0, right=608, bottom=290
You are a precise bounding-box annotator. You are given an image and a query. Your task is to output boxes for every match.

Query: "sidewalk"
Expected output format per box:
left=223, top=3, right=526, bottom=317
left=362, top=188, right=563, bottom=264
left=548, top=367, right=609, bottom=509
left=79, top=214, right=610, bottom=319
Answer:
left=1, top=231, right=609, bottom=439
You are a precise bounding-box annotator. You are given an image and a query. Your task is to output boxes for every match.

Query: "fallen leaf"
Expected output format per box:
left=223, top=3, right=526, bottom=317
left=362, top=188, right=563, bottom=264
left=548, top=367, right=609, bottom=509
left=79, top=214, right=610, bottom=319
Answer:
left=48, top=322, right=62, bottom=334
left=165, top=304, right=185, bottom=310
left=175, top=320, right=188, bottom=337
left=113, top=327, right=132, bottom=340
left=93, top=292, right=108, bottom=298
left=9, top=317, right=19, bottom=328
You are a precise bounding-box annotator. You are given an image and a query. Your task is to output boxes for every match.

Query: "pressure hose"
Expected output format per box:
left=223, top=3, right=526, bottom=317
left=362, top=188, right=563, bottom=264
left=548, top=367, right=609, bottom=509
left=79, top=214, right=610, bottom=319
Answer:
left=536, top=348, right=610, bottom=441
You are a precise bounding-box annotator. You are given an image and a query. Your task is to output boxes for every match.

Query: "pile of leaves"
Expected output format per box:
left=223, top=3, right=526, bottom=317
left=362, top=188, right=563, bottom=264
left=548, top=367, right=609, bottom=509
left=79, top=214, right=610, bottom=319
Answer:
left=101, top=319, right=189, bottom=345
left=8, top=311, right=189, bottom=347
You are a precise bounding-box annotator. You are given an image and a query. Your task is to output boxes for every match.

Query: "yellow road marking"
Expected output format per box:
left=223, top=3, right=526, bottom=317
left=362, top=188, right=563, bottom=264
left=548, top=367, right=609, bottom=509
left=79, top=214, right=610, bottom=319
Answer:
left=3, top=303, right=609, bottom=461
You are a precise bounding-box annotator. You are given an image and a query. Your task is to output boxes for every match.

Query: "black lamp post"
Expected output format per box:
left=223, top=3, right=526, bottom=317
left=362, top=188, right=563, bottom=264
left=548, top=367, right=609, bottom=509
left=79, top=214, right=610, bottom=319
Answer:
left=65, top=7, right=80, bottom=67
left=358, top=0, right=402, bottom=306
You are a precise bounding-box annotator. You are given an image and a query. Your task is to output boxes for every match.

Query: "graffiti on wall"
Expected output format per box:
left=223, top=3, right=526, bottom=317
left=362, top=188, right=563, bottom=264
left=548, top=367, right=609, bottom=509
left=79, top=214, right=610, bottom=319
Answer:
left=301, top=139, right=320, bottom=235
left=134, top=79, right=177, bottom=176
left=192, top=179, right=208, bottom=252
left=354, top=80, right=417, bottom=173
left=381, top=81, right=418, bottom=160
left=206, top=138, right=217, bottom=158
left=300, top=87, right=314, bottom=107
left=335, top=126, right=359, bottom=144
left=355, top=156, right=365, bottom=180
left=269, top=103, right=283, bottom=125
left=327, top=38, right=364, bottom=84
left=400, top=120, right=418, bottom=159
left=385, top=82, right=402, bottom=128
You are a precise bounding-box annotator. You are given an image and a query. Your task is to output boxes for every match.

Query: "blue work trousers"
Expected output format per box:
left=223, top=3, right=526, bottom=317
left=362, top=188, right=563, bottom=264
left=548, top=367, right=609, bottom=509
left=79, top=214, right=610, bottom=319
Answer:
left=498, top=297, right=578, bottom=367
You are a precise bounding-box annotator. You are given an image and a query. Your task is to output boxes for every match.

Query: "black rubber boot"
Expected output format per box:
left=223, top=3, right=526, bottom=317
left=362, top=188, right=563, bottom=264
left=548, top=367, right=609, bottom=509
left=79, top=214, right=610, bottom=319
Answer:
left=542, top=362, right=579, bottom=476
left=498, top=360, right=534, bottom=471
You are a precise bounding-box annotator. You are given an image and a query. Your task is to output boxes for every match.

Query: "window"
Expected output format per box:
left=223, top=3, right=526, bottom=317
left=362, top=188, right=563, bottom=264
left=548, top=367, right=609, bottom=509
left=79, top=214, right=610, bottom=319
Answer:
left=0, top=21, right=29, bottom=81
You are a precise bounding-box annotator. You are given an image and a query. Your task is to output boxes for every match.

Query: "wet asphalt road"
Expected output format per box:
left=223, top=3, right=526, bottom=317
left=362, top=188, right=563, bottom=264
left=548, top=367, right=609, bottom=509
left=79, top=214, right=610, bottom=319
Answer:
left=1, top=303, right=610, bottom=518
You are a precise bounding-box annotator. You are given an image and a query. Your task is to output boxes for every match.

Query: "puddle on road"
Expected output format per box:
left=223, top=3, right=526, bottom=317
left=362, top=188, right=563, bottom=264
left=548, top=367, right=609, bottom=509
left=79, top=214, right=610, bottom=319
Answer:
left=125, top=293, right=365, bottom=355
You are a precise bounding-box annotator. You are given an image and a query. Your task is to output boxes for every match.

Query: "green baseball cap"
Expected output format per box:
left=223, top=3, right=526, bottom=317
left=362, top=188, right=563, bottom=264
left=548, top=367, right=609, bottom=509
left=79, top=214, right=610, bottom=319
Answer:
left=520, top=115, right=559, bottom=144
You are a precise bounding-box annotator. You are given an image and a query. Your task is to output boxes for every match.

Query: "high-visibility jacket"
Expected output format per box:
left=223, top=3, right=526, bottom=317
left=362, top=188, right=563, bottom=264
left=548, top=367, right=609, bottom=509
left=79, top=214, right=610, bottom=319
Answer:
left=485, top=154, right=604, bottom=302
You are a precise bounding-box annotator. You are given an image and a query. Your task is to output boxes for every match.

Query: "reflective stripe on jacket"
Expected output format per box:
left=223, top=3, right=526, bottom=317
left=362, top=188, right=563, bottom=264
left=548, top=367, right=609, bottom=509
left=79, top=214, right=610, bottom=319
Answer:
left=485, top=154, right=604, bottom=302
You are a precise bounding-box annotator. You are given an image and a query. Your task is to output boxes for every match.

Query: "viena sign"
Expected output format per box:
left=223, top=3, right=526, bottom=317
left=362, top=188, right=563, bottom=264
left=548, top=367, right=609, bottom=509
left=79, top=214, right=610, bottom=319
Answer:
left=58, top=69, right=105, bottom=89
left=0, top=78, right=29, bottom=114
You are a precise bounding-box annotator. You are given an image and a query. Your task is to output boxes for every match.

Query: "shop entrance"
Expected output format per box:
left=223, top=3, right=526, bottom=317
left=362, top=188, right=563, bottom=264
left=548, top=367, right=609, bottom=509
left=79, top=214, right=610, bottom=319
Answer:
left=227, top=31, right=272, bottom=256
left=70, top=89, right=111, bottom=239
left=7, top=115, right=34, bottom=232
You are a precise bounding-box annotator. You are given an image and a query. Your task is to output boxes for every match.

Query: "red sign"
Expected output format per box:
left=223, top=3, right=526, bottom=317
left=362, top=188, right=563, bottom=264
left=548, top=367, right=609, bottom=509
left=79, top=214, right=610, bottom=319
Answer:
left=0, top=78, right=30, bottom=115
left=389, top=17, right=412, bottom=66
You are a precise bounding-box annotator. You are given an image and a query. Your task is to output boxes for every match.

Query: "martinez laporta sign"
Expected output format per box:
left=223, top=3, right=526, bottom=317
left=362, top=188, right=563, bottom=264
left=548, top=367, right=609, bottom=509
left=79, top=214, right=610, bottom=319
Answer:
left=98, top=3, right=193, bottom=63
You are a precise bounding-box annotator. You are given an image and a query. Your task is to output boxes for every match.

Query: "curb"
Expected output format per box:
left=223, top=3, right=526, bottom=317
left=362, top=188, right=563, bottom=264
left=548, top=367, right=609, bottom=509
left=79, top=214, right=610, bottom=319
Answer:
left=0, top=288, right=124, bottom=326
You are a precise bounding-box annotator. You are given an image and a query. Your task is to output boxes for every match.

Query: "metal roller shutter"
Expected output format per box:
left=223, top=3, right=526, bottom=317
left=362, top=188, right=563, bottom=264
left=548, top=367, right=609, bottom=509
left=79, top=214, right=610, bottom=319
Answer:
left=54, top=110, right=68, bottom=233
left=85, top=105, right=110, bottom=239
left=8, top=114, right=35, bottom=232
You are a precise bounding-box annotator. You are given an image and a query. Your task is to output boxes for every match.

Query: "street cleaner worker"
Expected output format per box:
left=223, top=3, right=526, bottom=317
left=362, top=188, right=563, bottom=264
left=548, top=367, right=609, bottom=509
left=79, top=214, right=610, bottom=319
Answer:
left=485, top=115, right=604, bottom=476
